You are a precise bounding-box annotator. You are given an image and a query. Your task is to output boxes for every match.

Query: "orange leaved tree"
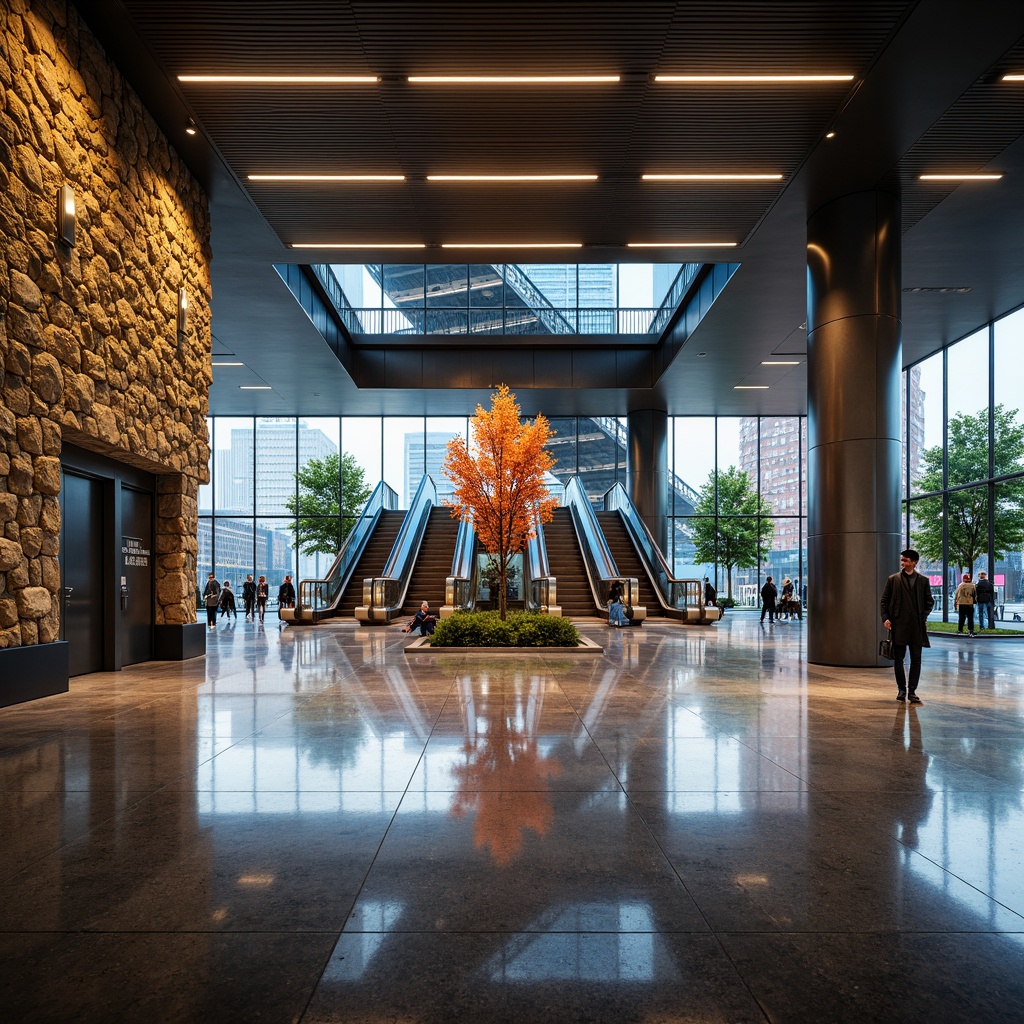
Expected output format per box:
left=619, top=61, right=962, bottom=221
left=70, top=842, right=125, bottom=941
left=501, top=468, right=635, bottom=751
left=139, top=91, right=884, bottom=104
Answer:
left=443, top=385, right=558, bottom=619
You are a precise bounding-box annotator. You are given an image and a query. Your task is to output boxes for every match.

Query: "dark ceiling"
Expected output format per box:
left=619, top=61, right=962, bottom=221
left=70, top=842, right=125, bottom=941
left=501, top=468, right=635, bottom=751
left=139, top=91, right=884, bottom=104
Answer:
left=77, top=1, right=1024, bottom=417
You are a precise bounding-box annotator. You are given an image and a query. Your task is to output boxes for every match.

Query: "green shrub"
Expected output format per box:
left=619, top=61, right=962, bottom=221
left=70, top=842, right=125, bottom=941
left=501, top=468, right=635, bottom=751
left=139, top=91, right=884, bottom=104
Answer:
left=717, top=597, right=736, bottom=608
left=430, top=610, right=581, bottom=647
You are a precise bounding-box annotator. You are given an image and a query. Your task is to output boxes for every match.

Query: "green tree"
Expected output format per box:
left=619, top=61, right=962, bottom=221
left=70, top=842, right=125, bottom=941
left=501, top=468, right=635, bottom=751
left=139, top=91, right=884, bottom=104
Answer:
left=284, top=452, right=372, bottom=557
left=911, top=404, right=1024, bottom=574
left=690, top=466, right=774, bottom=600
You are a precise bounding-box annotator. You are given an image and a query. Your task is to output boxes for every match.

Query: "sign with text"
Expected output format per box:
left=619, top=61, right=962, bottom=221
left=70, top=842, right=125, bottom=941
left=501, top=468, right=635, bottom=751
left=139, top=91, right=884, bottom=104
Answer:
left=122, top=536, right=150, bottom=569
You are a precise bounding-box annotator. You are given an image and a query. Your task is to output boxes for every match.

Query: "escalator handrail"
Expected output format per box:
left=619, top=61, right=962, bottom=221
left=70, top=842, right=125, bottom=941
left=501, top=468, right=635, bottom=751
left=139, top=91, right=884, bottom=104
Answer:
left=563, top=475, right=628, bottom=612
left=603, top=482, right=706, bottom=614
left=295, top=479, right=398, bottom=614
left=445, top=515, right=478, bottom=612
left=525, top=516, right=557, bottom=612
left=361, top=475, right=438, bottom=619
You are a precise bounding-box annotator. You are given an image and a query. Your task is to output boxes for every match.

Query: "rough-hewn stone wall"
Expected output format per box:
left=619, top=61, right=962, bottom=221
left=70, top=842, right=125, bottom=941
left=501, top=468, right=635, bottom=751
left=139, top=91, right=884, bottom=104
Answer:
left=0, top=0, right=211, bottom=647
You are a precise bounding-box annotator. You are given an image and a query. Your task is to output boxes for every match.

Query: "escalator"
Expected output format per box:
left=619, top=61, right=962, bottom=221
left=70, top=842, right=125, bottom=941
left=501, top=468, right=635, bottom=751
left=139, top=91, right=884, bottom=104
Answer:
left=400, top=507, right=461, bottom=616
left=335, top=511, right=405, bottom=619
left=543, top=508, right=601, bottom=617
left=595, top=512, right=665, bottom=618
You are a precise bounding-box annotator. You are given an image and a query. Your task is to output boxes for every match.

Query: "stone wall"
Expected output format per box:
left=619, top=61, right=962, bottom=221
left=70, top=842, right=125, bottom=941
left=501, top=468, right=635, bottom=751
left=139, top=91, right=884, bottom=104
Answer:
left=0, top=0, right=211, bottom=647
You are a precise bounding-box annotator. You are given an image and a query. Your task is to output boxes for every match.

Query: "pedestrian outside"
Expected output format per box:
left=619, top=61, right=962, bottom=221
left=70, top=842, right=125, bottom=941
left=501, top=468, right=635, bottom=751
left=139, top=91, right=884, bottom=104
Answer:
left=880, top=548, right=935, bottom=703
left=975, top=571, right=994, bottom=630
left=954, top=572, right=977, bottom=636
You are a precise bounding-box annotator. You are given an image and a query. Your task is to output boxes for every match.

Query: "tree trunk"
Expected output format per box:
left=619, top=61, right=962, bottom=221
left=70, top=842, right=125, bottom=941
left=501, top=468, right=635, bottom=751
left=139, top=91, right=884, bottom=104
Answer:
left=498, top=555, right=508, bottom=620
left=726, top=564, right=733, bottom=601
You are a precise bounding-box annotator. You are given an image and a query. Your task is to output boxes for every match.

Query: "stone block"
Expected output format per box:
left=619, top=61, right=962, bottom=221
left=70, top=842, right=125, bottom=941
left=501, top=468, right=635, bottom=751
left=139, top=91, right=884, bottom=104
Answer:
left=15, top=585, right=51, bottom=619
left=0, top=537, right=21, bottom=571
left=33, top=456, right=62, bottom=495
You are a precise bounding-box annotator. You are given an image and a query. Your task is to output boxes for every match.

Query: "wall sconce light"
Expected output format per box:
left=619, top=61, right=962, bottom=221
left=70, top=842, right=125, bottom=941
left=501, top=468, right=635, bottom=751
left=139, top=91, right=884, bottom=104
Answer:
left=57, top=184, right=76, bottom=246
left=177, top=287, right=189, bottom=337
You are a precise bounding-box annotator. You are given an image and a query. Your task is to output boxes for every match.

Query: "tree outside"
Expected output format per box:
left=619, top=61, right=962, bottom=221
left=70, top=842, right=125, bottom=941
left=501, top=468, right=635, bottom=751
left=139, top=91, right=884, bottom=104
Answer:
left=911, top=404, right=1024, bottom=576
left=690, top=466, right=775, bottom=601
left=284, top=452, right=372, bottom=558
left=443, top=385, right=558, bottom=619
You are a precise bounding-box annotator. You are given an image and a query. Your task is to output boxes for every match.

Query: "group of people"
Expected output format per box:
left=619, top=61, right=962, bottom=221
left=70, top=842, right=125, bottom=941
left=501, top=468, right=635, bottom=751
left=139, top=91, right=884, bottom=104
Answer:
left=759, top=576, right=802, bottom=623
left=951, top=570, right=996, bottom=635
left=202, top=573, right=296, bottom=628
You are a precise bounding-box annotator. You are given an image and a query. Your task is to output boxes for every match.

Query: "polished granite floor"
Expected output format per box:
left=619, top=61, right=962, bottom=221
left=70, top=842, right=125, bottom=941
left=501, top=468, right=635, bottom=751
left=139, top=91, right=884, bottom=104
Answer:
left=2, top=615, right=1023, bottom=1023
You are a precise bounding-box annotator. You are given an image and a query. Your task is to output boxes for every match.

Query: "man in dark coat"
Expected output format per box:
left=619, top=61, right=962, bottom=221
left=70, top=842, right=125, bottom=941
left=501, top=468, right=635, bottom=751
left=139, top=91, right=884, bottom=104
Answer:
left=975, top=571, right=994, bottom=631
left=880, top=548, right=935, bottom=704
left=760, top=576, right=777, bottom=623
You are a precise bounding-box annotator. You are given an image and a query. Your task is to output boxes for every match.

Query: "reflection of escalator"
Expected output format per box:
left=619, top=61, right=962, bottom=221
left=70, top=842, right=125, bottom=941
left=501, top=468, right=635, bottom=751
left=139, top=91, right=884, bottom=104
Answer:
left=543, top=508, right=600, bottom=617
left=400, top=508, right=460, bottom=615
left=595, top=512, right=664, bottom=617
left=336, top=511, right=405, bottom=619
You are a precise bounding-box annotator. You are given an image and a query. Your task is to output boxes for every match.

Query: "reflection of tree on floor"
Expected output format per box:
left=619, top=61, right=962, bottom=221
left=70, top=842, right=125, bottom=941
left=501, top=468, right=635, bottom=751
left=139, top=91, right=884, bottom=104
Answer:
left=450, top=678, right=562, bottom=866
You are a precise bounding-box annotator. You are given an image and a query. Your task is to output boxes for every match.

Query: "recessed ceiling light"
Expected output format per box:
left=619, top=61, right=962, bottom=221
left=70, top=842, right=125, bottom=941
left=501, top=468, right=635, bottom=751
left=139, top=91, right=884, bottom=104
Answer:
left=239, top=385, right=272, bottom=390
left=903, top=286, right=972, bottom=294
left=178, top=75, right=378, bottom=84
left=185, top=120, right=197, bottom=136
left=825, top=130, right=836, bottom=139
left=734, top=385, right=770, bottom=389
left=212, top=361, right=244, bottom=366
left=248, top=174, right=405, bottom=182
left=628, top=241, right=737, bottom=248
left=290, top=242, right=427, bottom=249
left=642, top=173, right=783, bottom=181
left=761, top=360, right=801, bottom=365
left=655, top=74, right=853, bottom=83
left=427, top=174, right=598, bottom=182
left=441, top=242, right=583, bottom=249
left=918, top=174, right=1003, bottom=181
left=408, top=75, right=619, bottom=84
left=1001, top=74, right=1024, bottom=81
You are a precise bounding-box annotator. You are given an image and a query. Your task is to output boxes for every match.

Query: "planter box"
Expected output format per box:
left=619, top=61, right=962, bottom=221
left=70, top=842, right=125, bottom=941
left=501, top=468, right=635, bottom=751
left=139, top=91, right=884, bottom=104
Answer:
left=404, top=636, right=603, bottom=654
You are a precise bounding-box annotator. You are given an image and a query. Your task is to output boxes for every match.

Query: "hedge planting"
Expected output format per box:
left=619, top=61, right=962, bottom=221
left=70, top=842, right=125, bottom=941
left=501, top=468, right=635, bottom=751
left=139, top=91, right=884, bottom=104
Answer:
left=429, top=611, right=581, bottom=648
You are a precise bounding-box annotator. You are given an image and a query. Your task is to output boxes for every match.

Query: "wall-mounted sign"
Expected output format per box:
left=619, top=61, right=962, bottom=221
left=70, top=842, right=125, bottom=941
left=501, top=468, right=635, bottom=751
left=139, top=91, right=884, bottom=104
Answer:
left=122, top=536, right=150, bottom=568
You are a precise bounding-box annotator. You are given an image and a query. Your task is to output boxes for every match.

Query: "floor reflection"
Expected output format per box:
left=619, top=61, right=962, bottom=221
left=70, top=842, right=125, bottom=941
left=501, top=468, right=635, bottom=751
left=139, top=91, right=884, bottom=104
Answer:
left=2, top=616, right=1024, bottom=1021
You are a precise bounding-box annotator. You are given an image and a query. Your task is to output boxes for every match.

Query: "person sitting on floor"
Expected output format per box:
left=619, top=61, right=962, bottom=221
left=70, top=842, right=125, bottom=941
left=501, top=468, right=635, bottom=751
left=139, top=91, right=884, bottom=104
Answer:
left=403, top=601, right=437, bottom=636
left=608, top=580, right=628, bottom=627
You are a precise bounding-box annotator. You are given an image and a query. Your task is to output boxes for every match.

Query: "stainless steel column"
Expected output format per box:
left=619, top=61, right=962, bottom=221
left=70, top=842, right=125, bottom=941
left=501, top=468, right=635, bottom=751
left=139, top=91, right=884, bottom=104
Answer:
left=807, top=191, right=902, bottom=666
left=627, top=409, right=668, bottom=553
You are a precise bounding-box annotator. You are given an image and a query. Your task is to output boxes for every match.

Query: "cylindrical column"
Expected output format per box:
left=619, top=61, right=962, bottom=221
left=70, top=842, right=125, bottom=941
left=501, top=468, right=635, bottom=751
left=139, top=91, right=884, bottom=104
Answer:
left=807, top=191, right=902, bottom=666
left=627, top=409, right=668, bottom=553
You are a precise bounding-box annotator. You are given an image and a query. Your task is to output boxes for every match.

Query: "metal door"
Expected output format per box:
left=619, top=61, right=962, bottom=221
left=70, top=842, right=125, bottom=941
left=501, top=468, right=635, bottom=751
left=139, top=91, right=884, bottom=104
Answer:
left=120, top=487, right=154, bottom=666
left=61, top=472, right=105, bottom=676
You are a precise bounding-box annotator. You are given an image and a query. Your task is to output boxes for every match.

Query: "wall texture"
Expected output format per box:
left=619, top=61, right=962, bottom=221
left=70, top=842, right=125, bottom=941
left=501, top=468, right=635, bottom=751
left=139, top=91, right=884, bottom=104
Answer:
left=0, top=0, right=211, bottom=648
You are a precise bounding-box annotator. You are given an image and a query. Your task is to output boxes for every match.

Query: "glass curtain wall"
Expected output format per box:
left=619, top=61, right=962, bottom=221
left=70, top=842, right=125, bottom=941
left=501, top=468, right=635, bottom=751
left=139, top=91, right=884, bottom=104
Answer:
left=903, top=304, right=1024, bottom=626
left=200, top=413, right=807, bottom=607
left=668, top=416, right=807, bottom=606
left=198, top=416, right=469, bottom=603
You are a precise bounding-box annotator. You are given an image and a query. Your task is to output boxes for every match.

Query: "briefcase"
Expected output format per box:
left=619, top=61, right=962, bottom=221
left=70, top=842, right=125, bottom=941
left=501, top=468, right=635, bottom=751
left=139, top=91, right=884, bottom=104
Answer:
left=879, top=630, right=894, bottom=659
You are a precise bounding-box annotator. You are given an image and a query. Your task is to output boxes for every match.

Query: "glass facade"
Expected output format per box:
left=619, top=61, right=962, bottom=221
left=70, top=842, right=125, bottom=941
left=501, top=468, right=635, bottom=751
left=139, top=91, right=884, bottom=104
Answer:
left=200, top=413, right=807, bottom=609
left=323, top=263, right=695, bottom=336
left=903, top=304, right=1024, bottom=625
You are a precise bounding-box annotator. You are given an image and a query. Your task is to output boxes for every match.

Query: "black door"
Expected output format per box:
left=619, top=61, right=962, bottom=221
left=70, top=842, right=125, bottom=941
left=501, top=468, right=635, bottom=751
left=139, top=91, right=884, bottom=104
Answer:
left=62, top=472, right=105, bottom=676
left=121, top=488, right=153, bottom=666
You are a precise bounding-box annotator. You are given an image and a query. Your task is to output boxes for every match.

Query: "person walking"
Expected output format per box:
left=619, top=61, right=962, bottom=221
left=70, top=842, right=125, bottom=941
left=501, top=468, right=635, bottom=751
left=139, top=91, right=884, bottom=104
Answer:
left=278, top=574, right=296, bottom=612
left=881, top=548, right=935, bottom=704
left=760, top=576, right=778, bottom=623
left=242, top=573, right=256, bottom=621
left=218, top=580, right=237, bottom=620
left=954, top=572, right=977, bottom=636
left=780, top=577, right=795, bottom=619
left=975, top=571, right=994, bottom=631
left=255, top=574, right=269, bottom=623
left=202, top=573, right=220, bottom=629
